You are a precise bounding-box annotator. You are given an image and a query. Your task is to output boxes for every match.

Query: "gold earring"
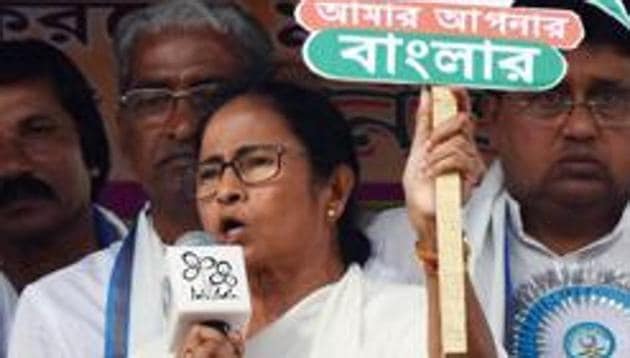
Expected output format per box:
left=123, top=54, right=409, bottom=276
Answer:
left=326, top=204, right=337, bottom=221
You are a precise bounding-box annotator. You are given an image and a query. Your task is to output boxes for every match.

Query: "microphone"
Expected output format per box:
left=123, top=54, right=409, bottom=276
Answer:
left=173, top=230, right=216, bottom=247
left=162, top=231, right=251, bottom=353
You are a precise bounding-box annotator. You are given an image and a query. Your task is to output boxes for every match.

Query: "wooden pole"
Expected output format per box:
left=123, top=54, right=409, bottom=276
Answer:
left=431, top=86, right=468, bottom=357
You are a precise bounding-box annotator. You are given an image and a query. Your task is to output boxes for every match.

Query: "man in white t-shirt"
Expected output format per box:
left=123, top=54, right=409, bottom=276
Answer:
left=365, top=0, right=630, bottom=355
left=9, top=2, right=274, bottom=357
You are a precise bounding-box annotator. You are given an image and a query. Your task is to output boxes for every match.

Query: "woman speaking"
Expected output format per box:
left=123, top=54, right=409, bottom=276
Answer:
left=180, top=81, right=427, bottom=357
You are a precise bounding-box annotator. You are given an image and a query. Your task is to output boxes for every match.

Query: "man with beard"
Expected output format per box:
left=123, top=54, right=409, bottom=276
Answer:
left=365, top=0, right=630, bottom=355
left=0, top=40, right=127, bottom=355
left=9, top=1, right=273, bottom=357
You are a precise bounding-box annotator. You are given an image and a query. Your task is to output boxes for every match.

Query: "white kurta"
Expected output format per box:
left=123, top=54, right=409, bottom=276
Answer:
left=135, top=265, right=427, bottom=358
left=0, top=272, right=17, bottom=358
left=3, top=204, right=126, bottom=358
left=8, top=207, right=152, bottom=358
left=364, top=160, right=630, bottom=353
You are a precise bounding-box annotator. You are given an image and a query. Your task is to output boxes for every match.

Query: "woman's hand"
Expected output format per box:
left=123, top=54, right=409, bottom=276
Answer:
left=404, top=88, right=496, bottom=358
left=403, top=87, right=485, bottom=242
left=177, top=325, right=244, bottom=358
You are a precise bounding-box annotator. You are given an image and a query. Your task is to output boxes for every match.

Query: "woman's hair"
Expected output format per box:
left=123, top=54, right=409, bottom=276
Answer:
left=196, top=80, right=372, bottom=266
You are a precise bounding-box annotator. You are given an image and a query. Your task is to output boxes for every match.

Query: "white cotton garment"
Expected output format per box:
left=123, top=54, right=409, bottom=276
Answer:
left=246, top=265, right=427, bottom=358
left=8, top=206, right=153, bottom=358
left=135, top=265, right=428, bottom=358
left=364, top=161, right=630, bottom=357
left=4, top=204, right=127, bottom=358
left=10, top=205, right=429, bottom=358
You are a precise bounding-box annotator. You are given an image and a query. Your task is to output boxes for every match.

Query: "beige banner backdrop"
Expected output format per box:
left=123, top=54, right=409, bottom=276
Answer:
left=1, top=1, right=428, bottom=216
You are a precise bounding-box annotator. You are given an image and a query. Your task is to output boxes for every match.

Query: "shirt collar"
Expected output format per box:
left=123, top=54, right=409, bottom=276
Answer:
left=504, top=193, right=628, bottom=258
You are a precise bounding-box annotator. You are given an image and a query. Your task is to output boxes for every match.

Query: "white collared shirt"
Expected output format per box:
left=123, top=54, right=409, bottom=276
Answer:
left=8, top=207, right=144, bottom=358
left=363, top=161, right=630, bottom=356
left=504, top=192, right=630, bottom=295
left=0, top=204, right=127, bottom=358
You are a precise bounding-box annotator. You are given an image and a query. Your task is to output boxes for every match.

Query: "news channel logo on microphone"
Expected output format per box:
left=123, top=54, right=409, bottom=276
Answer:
left=162, top=231, right=251, bottom=352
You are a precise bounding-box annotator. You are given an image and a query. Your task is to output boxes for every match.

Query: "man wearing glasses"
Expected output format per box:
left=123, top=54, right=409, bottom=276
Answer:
left=365, top=0, right=630, bottom=355
left=9, top=1, right=273, bottom=357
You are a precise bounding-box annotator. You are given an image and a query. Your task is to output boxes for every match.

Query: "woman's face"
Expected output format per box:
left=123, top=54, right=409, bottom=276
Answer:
left=196, top=94, right=336, bottom=269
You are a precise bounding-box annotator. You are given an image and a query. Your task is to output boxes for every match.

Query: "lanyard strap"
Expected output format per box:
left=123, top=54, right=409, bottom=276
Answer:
left=104, top=221, right=138, bottom=358
left=93, top=206, right=120, bottom=249
left=503, top=207, right=516, bottom=350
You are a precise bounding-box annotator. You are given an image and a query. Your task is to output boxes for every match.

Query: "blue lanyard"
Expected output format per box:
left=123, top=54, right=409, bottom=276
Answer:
left=103, top=220, right=138, bottom=358
left=93, top=206, right=120, bottom=249
left=503, top=207, right=516, bottom=351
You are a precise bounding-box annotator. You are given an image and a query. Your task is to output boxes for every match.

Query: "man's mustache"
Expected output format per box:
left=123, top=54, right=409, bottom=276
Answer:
left=0, top=174, right=57, bottom=207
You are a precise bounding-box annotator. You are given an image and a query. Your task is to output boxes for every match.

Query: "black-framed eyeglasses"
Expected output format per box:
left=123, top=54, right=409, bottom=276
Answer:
left=196, top=144, right=288, bottom=201
left=119, top=81, right=222, bottom=121
left=500, top=86, right=630, bottom=127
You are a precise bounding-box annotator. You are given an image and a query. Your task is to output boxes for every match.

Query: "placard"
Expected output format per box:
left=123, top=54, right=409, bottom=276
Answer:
left=298, top=0, right=581, bottom=91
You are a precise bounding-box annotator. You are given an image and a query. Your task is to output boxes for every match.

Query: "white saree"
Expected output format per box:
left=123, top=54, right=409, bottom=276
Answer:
left=246, top=265, right=426, bottom=358
left=136, top=265, right=428, bottom=358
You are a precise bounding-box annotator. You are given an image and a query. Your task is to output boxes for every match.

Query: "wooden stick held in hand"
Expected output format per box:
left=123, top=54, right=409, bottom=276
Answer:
left=429, top=86, right=468, bottom=357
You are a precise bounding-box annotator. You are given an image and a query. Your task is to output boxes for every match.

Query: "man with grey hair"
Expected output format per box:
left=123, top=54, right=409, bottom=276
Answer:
left=9, top=1, right=273, bottom=357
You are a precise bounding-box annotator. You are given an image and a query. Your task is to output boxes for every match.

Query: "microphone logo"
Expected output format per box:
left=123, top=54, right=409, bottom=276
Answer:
left=180, top=251, right=239, bottom=300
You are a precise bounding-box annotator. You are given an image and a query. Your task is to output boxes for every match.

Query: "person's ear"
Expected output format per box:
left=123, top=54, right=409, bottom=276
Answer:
left=323, top=165, right=355, bottom=223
